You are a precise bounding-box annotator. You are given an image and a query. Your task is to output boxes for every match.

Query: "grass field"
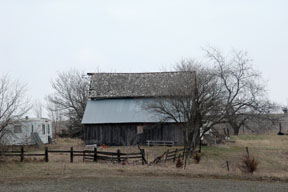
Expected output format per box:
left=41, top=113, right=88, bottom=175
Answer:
left=1, top=134, right=288, bottom=183
left=1, top=176, right=288, bottom=192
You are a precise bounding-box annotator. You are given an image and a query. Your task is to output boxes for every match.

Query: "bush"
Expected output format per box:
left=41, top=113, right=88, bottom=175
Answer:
left=176, top=156, right=183, bottom=168
left=239, top=155, right=258, bottom=173
left=58, top=130, right=70, bottom=138
left=193, top=152, right=201, bottom=164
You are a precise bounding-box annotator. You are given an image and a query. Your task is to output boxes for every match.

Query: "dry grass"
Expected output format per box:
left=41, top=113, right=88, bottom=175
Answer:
left=1, top=135, right=288, bottom=182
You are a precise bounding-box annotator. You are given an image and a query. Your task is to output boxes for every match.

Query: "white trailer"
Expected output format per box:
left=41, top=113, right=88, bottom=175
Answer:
left=2, top=117, right=53, bottom=145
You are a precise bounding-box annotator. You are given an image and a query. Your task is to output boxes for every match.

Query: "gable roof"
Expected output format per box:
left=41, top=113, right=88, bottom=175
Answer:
left=88, top=71, right=195, bottom=99
left=81, top=98, right=174, bottom=124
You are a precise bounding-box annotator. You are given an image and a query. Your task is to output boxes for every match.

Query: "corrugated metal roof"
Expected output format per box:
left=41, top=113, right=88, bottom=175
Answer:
left=81, top=98, right=173, bottom=124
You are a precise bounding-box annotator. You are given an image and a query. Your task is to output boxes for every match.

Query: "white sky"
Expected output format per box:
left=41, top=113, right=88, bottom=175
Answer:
left=0, top=0, right=287, bottom=107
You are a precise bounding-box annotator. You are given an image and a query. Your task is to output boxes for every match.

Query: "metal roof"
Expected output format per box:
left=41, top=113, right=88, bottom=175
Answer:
left=81, top=98, right=174, bottom=124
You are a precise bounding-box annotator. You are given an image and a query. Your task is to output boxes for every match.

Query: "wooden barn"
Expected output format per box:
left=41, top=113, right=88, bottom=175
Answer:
left=81, top=72, right=194, bottom=146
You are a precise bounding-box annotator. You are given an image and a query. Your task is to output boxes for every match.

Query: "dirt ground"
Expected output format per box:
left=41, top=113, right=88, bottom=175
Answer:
left=0, top=176, right=287, bottom=192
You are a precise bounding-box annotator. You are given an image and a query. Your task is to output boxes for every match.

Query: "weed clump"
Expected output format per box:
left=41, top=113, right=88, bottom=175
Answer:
left=239, top=147, right=259, bottom=174
left=193, top=152, right=201, bottom=164
left=176, top=156, right=183, bottom=168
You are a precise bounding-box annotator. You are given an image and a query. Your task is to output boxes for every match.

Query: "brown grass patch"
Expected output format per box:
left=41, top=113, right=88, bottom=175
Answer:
left=1, top=135, right=288, bottom=182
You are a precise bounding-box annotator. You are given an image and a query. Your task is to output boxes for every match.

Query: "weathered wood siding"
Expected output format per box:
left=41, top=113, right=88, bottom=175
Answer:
left=84, top=123, right=184, bottom=146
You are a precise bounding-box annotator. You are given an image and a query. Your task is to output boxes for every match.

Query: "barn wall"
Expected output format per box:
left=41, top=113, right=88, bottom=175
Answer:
left=84, top=123, right=184, bottom=146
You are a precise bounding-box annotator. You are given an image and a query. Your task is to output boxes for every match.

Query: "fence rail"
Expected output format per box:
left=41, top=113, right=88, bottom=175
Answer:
left=150, top=147, right=191, bottom=164
left=0, top=146, right=192, bottom=165
left=0, top=146, right=147, bottom=165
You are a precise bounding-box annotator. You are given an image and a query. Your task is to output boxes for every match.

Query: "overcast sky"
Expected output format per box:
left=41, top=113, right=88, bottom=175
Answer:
left=1, top=0, right=287, bottom=109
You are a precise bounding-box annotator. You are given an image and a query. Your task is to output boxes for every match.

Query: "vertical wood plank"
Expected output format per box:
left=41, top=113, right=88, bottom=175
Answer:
left=70, top=147, right=73, bottom=163
left=20, top=146, right=24, bottom=162
left=173, top=149, right=178, bottom=162
left=83, top=150, right=85, bottom=162
left=117, top=149, right=121, bottom=163
left=141, top=149, right=146, bottom=165
left=45, top=147, right=48, bottom=162
left=164, top=150, right=169, bottom=163
left=94, top=147, right=97, bottom=162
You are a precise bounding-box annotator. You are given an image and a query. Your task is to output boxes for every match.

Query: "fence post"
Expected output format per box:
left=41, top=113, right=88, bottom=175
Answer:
left=94, top=147, right=97, bottom=162
left=226, top=160, right=230, bottom=172
left=246, top=147, right=250, bottom=160
left=70, top=147, right=73, bottom=163
left=173, top=149, right=178, bottom=162
left=83, top=150, right=85, bottom=162
left=20, top=146, right=24, bottom=162
left=117, top=149, right=121, bottom=163
left=164, top=150, right=169, bottom=163
left=45, top=147, right=48, bottom=162
left=182, top=147, right=185, bottom=160
left=141, top=149, right=146, bottom=165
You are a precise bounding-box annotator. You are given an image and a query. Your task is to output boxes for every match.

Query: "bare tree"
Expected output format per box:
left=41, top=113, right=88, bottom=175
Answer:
left=146, top=48, right=275, bottom=166
left=146, top=59, right=224, bottom=167
left=175, top=60, right=226, bottom=132
left=0, top=75, right=30, bottom=144
left=33, top=100, right=43, bottom=118
left=205, top=47, right=274, bottom=135
left=45, top=99, right=65, bottom=138
left=47, top=70, right=89, bottom=137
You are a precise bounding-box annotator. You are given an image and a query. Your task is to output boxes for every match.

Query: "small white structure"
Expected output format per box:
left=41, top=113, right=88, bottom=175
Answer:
left=2, top=117, right=53, bottom=145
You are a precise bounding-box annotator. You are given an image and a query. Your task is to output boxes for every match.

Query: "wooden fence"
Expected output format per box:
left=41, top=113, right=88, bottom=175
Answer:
left=150, top=148, right=186, bottom=164
left=0, top=147, right=147, bottom=165
left=0, top=146, right=194, bottom=165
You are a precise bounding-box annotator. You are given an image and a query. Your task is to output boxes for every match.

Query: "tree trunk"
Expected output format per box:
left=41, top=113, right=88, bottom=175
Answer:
left=229, top=119, right=240, bottom=136
left=233, top=127, right=240, bottom=135
left=183, top=110, right=202, bottom=168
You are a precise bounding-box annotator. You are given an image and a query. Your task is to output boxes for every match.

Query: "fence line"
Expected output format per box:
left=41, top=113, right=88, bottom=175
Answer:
left=0, top=146, right=147, bottom=164
left=150, top=147, right=190, bottom=164
left=0, top=146, right=191, bottom=165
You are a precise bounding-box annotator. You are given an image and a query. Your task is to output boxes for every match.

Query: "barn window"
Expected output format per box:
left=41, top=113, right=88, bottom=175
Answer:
left=42, top=124, right=45, bottom=134
left=14, top=125, right=22, bottom=133
left=47, top=124, right=50, bottom=134
left=137, top=126, right=144, bottom=134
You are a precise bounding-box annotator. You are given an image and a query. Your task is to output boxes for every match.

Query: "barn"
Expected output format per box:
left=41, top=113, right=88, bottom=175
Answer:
left=81, top=72, right=195, bottom=146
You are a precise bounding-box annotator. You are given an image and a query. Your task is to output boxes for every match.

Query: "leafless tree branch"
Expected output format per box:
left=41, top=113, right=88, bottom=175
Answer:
left=0, top=75, right=31, bottom=145
left=47, top=70, right=89, bottom=137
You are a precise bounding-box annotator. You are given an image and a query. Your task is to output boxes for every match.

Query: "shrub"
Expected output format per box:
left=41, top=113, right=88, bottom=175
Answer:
left=193, top=152, right=201, bottom=164
left=239, top=155, right=258, bottom=173
left=58, top=130, right=69, bottom=138
left=176, top=156, right=183, bottom=168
